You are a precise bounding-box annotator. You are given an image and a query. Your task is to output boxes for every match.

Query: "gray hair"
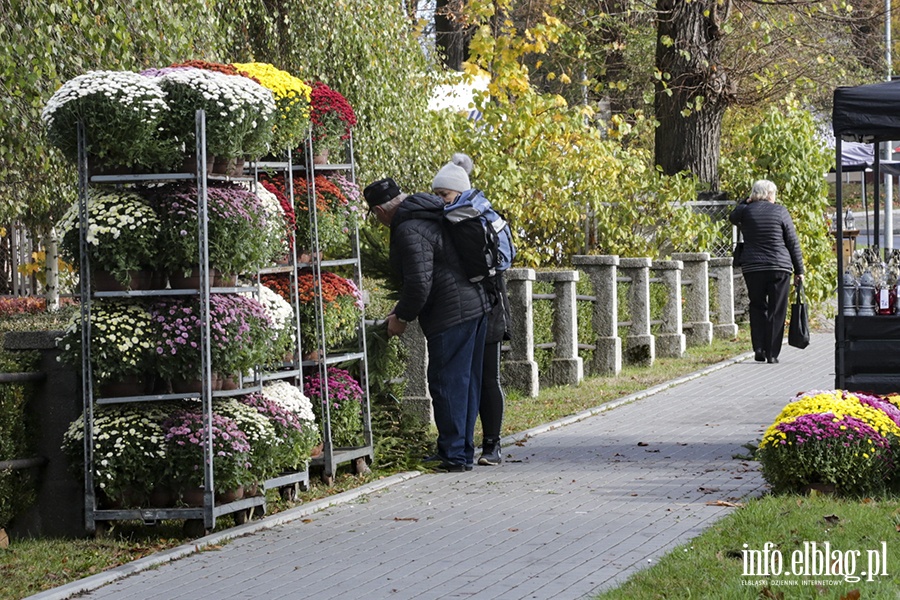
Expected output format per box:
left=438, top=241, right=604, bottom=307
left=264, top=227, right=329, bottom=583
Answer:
left=749, top=179, right=777, bottom=202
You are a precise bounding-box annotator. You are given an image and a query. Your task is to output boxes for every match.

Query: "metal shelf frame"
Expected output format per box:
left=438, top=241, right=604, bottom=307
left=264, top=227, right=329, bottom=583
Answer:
left=77, top=111, right=270, bottom=533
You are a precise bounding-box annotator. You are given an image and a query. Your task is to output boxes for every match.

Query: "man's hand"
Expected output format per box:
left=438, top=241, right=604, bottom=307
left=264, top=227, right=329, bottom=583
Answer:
left=385, top=313, right=408, bottom=338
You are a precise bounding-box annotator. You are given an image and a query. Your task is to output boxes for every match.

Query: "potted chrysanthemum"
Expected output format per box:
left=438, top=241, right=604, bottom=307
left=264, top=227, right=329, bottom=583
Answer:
left=162, top=407, right=252, bottom=505
left=259, top=284, right=297, bottom=366
left=57, top=187, right=161, bottom=290
left=255, top=382, right=320, bottom=468
left=57, top=301, right=156, bottom=396
left=304, top=366, right=365, bottom=447
left=41, top=70, right=179, bottom=172
left=231, top=62, right=312, bottom=153
left=307, top=81, right=357, bottom=164
left=146, top=181, right=278, bottom=284
left=62, top=403, right=175, bottom=507
left=757, top=390, right=900, bottom=494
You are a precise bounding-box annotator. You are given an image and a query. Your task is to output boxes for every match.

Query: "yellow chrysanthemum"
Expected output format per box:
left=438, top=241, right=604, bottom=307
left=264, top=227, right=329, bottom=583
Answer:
left=232, top=62, right=311, bottom=150
left=760, top=390, right=900, bottom=448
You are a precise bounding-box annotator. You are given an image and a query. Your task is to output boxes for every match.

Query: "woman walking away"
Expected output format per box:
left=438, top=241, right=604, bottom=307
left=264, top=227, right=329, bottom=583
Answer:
left=729, top=179, right=804, bottom=364
left=433, top=153, right=512, bottom=465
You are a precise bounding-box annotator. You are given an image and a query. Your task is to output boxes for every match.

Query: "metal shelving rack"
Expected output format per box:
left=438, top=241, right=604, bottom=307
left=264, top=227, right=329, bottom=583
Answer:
left=298, top=133, right=374, bottom=483
left=77, top=111, right=266, bottom=534
left=252, top=147, right=311, bottom=500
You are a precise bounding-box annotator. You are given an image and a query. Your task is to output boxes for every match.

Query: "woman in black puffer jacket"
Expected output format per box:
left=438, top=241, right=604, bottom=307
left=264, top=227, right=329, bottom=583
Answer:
left=729, top=179, right=805, bottom=364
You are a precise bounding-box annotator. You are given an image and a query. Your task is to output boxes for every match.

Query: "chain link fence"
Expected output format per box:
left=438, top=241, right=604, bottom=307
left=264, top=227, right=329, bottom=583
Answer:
left=685, top=200, right=737, bottom=258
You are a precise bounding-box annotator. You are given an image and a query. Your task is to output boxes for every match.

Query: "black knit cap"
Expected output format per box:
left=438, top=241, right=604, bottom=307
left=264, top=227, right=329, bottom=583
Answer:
left=363, top=178, right=402, bottom=209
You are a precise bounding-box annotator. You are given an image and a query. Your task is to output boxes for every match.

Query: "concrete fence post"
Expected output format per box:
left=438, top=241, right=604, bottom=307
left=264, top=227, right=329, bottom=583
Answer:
left=572, top=255, right=621, bottom=376
left=504, top=268, right=539, bottom=397
left=673, top=252, right=714, bottom=346
left=398, top=320, right=432, bottom=424
left=618, top=257, right=655, bottom=366
left=651, top=259, right=686, bottom=357
left=709, top=257, right=739, bottom=339
left=535, top=270, right=584, bottom=387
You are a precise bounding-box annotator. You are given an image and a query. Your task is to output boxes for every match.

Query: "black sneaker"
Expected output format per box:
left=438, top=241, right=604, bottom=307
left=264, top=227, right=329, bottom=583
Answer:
left=433, top=462, right=466, bottom=473
left=478, top=443, right=502, bottom=466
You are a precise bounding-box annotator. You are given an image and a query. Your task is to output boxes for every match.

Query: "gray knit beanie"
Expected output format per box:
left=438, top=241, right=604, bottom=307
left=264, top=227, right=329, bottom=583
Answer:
left=432, top=153, right=473, bottom=192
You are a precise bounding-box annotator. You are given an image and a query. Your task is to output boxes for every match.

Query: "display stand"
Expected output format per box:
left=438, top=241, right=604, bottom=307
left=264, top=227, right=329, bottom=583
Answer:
left=833, top=80, right=900, bottom=393
left=253, top=148, right=310, bottom=500
left=78, top=111, right=266, bottom=535
left=298, top=134, right=374, bottom=483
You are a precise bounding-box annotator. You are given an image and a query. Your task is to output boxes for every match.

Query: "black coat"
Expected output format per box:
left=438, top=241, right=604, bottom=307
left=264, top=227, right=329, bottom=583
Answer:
left=390, top=193, right=489, bottom=337
left=729, top=200, right=804, bottom=275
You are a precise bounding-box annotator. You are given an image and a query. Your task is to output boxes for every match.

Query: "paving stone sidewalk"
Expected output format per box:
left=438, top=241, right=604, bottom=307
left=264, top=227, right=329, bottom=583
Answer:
left=29, top=333, right=834, bottom=600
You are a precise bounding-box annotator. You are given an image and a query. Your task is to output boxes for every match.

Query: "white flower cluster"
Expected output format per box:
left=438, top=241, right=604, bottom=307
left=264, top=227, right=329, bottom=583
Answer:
left=58, top=188, right=160, bottom=247
left=41, top=70, right=169, bottom=127
left=158, top=68, right=275, bottom=128
left=262, top=380, right=315, bottom=423
left=215, top=398, right=278, bottom=447
left=259, top=284, right=294, bottom=332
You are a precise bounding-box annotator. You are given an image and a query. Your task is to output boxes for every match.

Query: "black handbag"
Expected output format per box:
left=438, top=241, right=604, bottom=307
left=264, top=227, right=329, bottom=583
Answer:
left=732, top=242, right=744, bottom=267
left=788, top=281, right=810, bottom=349
left=732, top=227, right=744, bottom=267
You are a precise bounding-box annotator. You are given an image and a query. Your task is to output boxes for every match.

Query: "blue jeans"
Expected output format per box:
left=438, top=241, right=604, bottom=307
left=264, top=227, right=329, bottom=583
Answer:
left=427, top=315, right=487, bottom=466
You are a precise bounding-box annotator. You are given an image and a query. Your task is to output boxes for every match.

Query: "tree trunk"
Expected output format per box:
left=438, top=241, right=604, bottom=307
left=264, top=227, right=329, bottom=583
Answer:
left=654, top=0, right=734, bottom=190
left=435, top=0, right=471, bottom=71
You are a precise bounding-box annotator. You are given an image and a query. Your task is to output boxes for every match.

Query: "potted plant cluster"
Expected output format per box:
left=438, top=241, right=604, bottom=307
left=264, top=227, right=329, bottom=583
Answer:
left=41, top=70, right=179, bottom=172
left=57, top=301, right=157, bottom=396
left=57, top=188, right=161, bottom=290
left=142, top=66, right=276, bottom=171
left=263, top=269, right=362, bottom=355
left=307, top=81, right=357, bottom=164
left=62, top=403, right=175, bottom=508
left=145, top=181, right=281, bottom=284
left=150, top=294, right=273, bottom=391
left=231, top=62, right=312, bottom=154
left=62, top=387, right=322, bottom=507
left=757, top=389, right=900, bottom=495
left=304, top=366, right=365, bottom=447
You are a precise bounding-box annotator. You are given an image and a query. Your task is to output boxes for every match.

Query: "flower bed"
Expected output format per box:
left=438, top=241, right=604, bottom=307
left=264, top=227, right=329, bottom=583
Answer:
left=757, top=389, right=900, bottom=494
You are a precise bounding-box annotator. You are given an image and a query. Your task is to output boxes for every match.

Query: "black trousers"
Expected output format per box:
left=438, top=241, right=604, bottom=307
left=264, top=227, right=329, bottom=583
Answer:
left=743, top=270, right=791, bottom=359
left=479, top=341, right=505, bottom=443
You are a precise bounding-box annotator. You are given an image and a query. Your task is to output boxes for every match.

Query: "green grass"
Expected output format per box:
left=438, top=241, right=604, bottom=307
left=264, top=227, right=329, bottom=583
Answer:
left=593, top=494, right=900, bottom=600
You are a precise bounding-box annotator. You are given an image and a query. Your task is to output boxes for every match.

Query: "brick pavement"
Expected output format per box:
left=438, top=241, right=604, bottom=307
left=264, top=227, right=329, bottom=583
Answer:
left=28, top=332, right=834, bottom=600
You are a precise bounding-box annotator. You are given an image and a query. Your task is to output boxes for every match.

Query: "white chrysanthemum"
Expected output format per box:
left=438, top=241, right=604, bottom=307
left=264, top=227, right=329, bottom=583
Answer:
left=262, top=381, right=315, bottom=422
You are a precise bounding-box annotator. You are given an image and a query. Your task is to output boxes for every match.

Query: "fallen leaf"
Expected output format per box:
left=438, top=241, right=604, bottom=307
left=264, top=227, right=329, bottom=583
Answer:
left=301, top=518, right=314, bottom=523
left=393, top=517, right=419, bottom=522
left=706, top=500, right=744, bottom=508
left=840, top=591, right=861, bottom=600
left=637, top=442, right=649, bottom=446
left=698, top=487, right=720, bottom=494
left=508, top=528, right=519, bottom=532
left=823, top=514, right=840, bottom=524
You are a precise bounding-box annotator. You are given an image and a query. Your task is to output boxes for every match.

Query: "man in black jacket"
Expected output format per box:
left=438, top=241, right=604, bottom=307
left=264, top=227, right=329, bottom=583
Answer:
left=364, top=177, right=489, bottom=471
